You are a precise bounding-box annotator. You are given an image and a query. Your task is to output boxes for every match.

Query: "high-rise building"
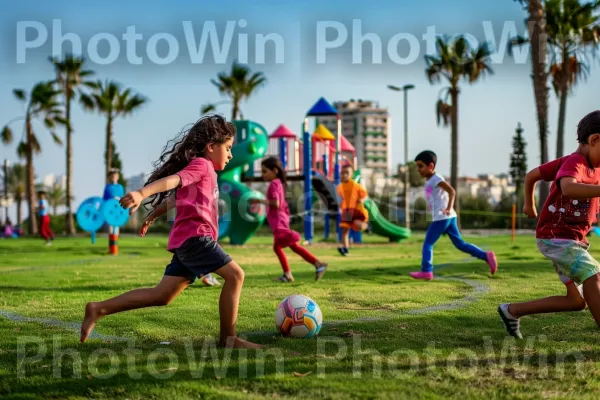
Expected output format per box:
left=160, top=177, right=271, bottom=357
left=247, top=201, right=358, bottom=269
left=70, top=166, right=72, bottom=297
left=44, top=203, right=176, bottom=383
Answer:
left=126, top=173, right=146, bottom=192
left=316, top=99, right=390, bottom=175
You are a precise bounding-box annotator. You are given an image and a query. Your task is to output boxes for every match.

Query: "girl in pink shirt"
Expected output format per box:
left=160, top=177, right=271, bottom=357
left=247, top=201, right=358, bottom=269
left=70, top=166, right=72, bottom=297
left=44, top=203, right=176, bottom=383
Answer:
left=255, top=156, right=327, bottom=282
left=80, top=115, right=262, bottom=349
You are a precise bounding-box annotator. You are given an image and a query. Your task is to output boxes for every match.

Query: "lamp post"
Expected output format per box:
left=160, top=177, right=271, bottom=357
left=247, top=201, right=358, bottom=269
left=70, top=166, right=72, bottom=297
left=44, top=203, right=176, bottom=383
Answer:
left=3, top=159, right=9, bottom=224
left=387, top=84, right=415, bottom=229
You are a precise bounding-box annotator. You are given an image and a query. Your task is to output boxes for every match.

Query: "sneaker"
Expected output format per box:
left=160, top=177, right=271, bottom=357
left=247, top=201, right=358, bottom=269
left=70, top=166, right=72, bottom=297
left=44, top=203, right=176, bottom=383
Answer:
left=337, top=247, right=349, bottom=256
left=498, top=304, right=523, bottom=339
left=409, top=271, right=433, bottom=280
left=274, top=275, right=293, bottom=283
left=315, top=263, right=328, bottom=281
left=45, top=241, right=53, bottom=247
left=201, top=274, right=221, bottom=287
left=486, top=251, right=498, bottom=275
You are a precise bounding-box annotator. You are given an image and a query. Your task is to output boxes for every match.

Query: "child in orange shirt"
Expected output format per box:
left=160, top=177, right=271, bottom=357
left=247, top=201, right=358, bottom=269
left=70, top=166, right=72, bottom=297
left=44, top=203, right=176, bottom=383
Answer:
left=337, top=165, right=368, bottom=256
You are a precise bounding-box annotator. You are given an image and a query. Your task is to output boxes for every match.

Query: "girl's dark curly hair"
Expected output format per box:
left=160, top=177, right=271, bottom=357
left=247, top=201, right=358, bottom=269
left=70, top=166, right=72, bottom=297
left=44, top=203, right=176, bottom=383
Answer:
left=143, top=114, right=235, bottom=210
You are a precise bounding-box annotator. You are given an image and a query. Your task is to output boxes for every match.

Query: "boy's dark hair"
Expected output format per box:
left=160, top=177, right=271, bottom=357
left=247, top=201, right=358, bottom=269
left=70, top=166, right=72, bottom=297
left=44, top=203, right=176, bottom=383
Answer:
left=261, top=156, right=287, bottom=188
left=341, top=164, right=354, bottom=171
left=577, top=110, right=600, bottom=144
left=415, top=150, right=437, bottom=166
left=107, top=169, right=119, bottom=177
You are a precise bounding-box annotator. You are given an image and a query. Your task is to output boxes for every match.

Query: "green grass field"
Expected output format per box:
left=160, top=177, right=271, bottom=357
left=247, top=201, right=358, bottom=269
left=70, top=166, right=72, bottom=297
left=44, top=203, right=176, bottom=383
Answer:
left=2, top=233, right=600, bottom=399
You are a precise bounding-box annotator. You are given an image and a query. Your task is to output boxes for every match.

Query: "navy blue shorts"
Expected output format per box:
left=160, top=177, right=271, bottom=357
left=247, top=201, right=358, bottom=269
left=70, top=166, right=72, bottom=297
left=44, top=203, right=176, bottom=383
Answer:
left=165, top=236, right=232, bottom=283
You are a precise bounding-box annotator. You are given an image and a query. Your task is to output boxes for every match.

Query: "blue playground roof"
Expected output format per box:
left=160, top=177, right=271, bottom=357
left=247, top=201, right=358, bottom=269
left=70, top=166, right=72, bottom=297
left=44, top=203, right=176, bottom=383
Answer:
left=307, top=97, right=338, bottom=116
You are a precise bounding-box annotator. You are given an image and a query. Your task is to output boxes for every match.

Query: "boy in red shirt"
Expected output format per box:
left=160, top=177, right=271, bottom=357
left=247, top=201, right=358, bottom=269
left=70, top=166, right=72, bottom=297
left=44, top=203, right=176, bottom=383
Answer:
left=499, top=110, right=600, bottom=339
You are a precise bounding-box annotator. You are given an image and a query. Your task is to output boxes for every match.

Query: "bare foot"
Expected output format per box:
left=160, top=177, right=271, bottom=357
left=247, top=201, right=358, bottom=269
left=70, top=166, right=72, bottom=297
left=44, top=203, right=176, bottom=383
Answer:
left=80, top=302, right=101, bottom=342
left=219, top=336, right=264, bottom=349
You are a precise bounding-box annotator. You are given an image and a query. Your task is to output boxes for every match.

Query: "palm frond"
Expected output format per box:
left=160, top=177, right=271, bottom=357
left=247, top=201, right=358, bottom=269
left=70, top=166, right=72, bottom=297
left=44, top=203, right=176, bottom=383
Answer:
left=1, top=126, right=13, bottom=144
left=201, top=103, right=217, bottom=114
left=17, top=142, right=27, bottom=158
left=51, top=132, right=63, bottom=145
left=13, top=89, right=26, bottom=101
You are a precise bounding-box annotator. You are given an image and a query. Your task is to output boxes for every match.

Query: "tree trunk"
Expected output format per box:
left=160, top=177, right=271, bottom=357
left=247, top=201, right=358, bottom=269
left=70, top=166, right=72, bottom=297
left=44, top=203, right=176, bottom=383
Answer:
left=450, top=87, right=460, bottom=216
left=556, top=88, right=568, bottom=158
left=65, top=92, right=75, bottom=235
left=556, top=48, right=570, bottom=159
left=16, top=198, right=22, bottom=226
left=25, top=118, right=37, bottom=235
left=105, top=113, right=113, bottom=178
left=232, top=97, right=240, bottom=121
left=528, top=0, right=550, bottom=208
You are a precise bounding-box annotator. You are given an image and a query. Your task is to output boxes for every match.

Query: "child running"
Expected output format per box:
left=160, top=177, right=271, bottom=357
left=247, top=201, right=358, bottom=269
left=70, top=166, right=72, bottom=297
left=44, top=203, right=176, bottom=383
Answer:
left=38, top=190, right=54, bottom=246
left=253, top=156, right=327, bottom=282
left=499, top=111, right=600, bottom=339
left=80, top=115, right=262, bottom=349
left=337, top=164, right=369, bottom=256
left=410, top=150, right=497, bottom=280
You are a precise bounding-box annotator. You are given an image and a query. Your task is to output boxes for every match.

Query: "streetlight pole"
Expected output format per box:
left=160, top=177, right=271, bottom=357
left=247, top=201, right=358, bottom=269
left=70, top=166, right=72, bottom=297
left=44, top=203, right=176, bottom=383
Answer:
left=3, top=159, right=9, bottom=224
left=387, top=84, right=415, bottom=229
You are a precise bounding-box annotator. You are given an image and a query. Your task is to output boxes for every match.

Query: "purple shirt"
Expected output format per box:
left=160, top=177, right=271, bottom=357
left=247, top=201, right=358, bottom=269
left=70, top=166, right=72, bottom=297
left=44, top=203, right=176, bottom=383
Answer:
left=167, top=158, right=219, bottom=251
left=266, top=179, right=290, bottom=232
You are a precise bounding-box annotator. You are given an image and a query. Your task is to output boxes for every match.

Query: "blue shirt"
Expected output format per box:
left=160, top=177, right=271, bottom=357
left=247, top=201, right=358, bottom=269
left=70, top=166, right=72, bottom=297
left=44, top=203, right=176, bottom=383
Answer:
left=103, top=183, right=125, bottom=200
left=39, top=199, right=49, bottom=216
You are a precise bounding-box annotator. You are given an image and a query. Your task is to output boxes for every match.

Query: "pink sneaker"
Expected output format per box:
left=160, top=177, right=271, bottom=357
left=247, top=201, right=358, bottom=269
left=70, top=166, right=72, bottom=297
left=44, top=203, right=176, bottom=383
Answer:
left=409, top=271, right=433, bottom=280
left=486, top=251, right=498, bottom=275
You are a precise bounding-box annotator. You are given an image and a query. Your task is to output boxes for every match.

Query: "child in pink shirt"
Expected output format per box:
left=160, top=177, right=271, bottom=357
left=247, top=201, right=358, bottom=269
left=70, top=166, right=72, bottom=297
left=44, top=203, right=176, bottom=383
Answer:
left=254, top=156, right=327, bottom=282
left=80, top=115, right=262, bottom=349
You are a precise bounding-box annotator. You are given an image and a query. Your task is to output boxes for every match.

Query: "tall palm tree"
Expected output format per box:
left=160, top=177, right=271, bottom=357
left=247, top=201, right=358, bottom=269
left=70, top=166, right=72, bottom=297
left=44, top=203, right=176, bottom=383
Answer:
left=1, top=82, right=64, bottom=234
left=80, top=80, right=146, bottom=178
left=208, top=62, right=266, bottom=121
left=425, top=36, right=494, bottom=197
left=49, top=55, right=97, bottom=235
left=513, top=0, right=551, bottom=206
left=2, top=163, right=26, bottom=225
left=46, top=180, right=68, bottom=216
left=546, top=0, right=600, bottom=157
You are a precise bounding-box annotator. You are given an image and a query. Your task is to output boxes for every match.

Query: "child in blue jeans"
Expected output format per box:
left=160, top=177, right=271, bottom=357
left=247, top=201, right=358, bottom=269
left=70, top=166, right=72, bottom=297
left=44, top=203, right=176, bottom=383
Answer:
left=410, top=150, right=498, bottom=280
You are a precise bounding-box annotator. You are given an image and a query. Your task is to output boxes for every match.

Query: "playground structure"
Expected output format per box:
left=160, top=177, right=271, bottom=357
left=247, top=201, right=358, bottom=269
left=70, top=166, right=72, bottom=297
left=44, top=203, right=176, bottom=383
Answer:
left=75, top=97, right=410, bottom=247
left=217, top=120, right=268, bottom=245
left=220, top=97, right=411, bottom=245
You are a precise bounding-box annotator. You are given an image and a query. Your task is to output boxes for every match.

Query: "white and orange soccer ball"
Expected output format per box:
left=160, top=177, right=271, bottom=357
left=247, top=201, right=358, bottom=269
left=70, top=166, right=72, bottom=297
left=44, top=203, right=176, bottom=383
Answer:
left=275, top=295, right=323, bottom=338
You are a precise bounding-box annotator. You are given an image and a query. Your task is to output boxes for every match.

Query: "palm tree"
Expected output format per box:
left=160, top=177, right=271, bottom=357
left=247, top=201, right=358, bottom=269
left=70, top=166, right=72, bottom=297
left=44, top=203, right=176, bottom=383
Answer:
left=513, top=0, right=551, bottom=207
left=49, top=55, right=97, bottom=235
left=80, top=80, right=146, bottom=178
left=46, top=180, right=68, bottom=216
left=425, top=36, right=493, bottom=196
left=208, top=62, right=266, bottom=121
left=2, top=163, right=26, bottom=225
left=546, top=0, right=600, bottom=157
left=1, top=82, right=64, bottom=234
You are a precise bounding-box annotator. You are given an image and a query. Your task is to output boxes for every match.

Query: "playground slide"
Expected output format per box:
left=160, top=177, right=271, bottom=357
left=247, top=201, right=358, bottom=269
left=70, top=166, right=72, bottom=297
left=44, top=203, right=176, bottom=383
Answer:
left=311, top=170, right=339, bottom=218
left=217, top=120, right=269, bottom=245
left=354, top=169, right=412, bottom=242
left=363, top=199, right=411, bottom=242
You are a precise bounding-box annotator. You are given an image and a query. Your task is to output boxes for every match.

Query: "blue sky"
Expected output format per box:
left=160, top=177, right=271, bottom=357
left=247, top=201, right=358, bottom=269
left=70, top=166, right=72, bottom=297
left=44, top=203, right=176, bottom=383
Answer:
left=1, top=0, right=599, bottom=217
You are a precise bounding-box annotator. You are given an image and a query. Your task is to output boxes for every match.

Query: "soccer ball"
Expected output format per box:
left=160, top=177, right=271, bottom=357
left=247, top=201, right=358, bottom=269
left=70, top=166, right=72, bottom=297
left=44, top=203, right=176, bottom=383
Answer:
left=275, top=295, right=323, bottom=338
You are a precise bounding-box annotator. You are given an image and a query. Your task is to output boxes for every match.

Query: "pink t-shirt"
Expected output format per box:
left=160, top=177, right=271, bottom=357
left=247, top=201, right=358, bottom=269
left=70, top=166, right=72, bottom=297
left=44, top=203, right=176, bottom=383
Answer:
left=266, top=179, right=291, bottom=232
left=167, top=158, right=219, bottom=251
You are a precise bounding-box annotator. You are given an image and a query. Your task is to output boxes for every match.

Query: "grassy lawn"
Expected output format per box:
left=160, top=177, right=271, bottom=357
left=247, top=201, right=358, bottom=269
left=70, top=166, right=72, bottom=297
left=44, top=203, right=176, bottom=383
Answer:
left=1, top=232, right=600, bottom=399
